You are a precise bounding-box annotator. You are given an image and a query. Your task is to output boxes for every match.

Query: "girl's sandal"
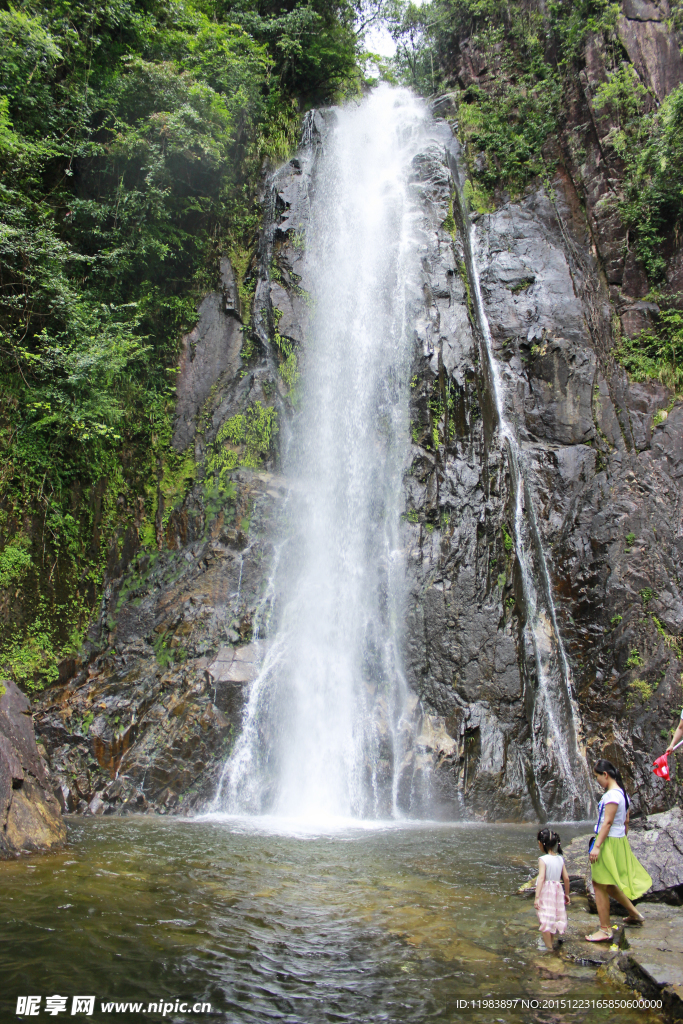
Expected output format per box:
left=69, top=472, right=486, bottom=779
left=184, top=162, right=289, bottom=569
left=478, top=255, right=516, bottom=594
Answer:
left=623, top=914, right=644, bottom=925
left=585, top=929, right=612, bottom=942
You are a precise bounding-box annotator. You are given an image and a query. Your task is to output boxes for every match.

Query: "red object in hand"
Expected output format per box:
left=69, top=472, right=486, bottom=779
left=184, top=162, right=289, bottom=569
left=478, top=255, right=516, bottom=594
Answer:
left=653, top=753, right=670, bottom=779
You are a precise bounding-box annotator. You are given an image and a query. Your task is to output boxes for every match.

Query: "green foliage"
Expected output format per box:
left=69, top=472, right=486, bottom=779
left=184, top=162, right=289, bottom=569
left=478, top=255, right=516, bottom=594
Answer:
left=640, top=587, right=656, bottom=605
left=458, top=77, right=560, bottom=199
left=153, top=630, right=174, bottom=670
left=1, top=613, right=60, bottom=691
left=206, top=402, right=278, bottom=490
left=502, top=524, right=513, bottom=553
left=626, top=648, right=643, bottom=669
left=617, top=308, right=683, bottom=393
left=0, top=0, right=364, bottom=692
left=280, top=349, right=300, bottom=394
left=462, top=174, right=493, bottom=214
left=610, top=613, right=622, bottom=627
left=594, top=76, right=683, bottom=283
left=0, top=542, right=32, bottom=589
left=625, top=532, right=636, bottom=547
left=441, top=195, right=456, bottom=236
left=388, top=0, right=562, bottom=197
left=626, top=677, right=653, bottom=709
left=651, top=615, right=682, bottom=656
left=653, top=614, right=667, bottom=637
left=274, top=330, right=300, bottom=399
left=388, top=0, right=683, bottom=272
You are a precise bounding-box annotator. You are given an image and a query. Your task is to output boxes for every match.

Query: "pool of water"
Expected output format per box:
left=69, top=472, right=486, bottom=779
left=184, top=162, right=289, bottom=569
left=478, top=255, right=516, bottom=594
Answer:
left=0, top=816, right=662, bottom=1023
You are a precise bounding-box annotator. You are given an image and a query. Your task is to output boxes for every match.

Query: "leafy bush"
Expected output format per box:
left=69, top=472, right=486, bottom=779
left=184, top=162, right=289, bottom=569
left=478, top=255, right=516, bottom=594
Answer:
left=626, top=648, right=643, bottom=669
left=593, top=72, right=683, bottom=284
left=626, top=677, right=653, bottom=709
left=0, top=542, right=32, bottom=589
left=206, top=402, right=278, bottom=490
left=617, top=309, right=683, bottom=393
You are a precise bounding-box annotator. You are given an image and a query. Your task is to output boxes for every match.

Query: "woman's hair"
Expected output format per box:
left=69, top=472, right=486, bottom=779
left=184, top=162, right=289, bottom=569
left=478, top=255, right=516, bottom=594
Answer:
left=537, top=828, right=563, bottom=856
left=594, top=758, right=630, bottom=810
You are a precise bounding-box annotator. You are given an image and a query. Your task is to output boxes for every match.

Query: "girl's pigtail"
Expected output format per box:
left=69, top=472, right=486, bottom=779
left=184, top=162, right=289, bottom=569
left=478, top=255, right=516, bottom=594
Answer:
left=554, top=832, right=563, bottom=856
left=537, top=828, right=562, bottom=853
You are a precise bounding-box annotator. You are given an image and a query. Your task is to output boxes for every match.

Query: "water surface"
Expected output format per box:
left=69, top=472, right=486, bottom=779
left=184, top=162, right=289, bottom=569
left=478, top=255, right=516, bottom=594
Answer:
left=0, top=817, right=662, bottom=1023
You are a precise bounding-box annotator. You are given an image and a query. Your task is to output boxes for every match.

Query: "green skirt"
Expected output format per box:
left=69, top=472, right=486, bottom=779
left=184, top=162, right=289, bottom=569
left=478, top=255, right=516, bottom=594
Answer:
left=591, top=835, right=652, bottom=901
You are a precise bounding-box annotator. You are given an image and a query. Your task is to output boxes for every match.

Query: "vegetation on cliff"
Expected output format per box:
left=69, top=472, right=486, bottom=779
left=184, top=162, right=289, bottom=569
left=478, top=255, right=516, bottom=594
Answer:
left=389, top=0, right=683, bottom=386
left=0, top=0, right=367, bottom=689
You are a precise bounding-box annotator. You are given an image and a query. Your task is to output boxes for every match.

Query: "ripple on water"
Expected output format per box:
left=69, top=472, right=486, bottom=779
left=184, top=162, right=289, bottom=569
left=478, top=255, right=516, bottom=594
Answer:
left=0, top=817, right=665, bottom=1024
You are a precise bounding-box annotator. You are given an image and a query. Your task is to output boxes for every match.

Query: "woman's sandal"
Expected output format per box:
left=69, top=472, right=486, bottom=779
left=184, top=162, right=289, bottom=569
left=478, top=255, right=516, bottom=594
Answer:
left=585, top=929, right=613, bottom=942
left=623, top=913, right=644, bottom=925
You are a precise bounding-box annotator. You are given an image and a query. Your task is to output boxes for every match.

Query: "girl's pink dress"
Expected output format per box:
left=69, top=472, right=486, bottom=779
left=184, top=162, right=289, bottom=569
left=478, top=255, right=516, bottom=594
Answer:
left=536, top=854, right=568, bottom=934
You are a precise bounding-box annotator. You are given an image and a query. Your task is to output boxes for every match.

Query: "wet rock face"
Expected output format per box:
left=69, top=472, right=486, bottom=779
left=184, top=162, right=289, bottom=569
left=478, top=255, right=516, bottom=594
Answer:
left=616, top=0, right=683, bottom=104
left=450, top=171, right=683, bottom=817
left=400, top=95, right=683, bottom=819
left=34, top=470, right=286, bottom=815
left=172, top=292, right=243, bottom=452
left=1, top=679, right=65, bottom=857
left=469, top=184, right=683, bottom=814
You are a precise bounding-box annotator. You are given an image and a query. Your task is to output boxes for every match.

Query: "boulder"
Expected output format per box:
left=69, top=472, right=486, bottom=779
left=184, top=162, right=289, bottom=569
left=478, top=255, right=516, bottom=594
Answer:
left=563, top=806, right=683, bottom=906
left=0, top=679, right=66, bottom=858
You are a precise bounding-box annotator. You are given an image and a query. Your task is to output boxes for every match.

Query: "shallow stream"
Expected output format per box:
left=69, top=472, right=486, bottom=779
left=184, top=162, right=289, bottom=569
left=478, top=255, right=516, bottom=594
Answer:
left=0, top=817, right=663, bottom=1023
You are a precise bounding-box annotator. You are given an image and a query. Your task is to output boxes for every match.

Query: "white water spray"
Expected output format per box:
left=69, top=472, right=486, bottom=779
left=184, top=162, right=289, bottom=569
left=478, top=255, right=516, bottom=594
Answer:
left=214, top=87, right=428, bottom=819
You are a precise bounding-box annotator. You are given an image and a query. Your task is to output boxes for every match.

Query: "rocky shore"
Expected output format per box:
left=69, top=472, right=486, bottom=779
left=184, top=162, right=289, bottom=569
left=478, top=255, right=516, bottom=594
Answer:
left=520, top=808, right=683, bottom=1017
left=1, top=678, right=65, bottom=857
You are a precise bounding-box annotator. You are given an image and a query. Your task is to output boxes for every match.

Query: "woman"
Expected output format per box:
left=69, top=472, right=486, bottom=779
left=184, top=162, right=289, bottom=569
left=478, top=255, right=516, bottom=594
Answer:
left=585, top=758, right=652, bottom=942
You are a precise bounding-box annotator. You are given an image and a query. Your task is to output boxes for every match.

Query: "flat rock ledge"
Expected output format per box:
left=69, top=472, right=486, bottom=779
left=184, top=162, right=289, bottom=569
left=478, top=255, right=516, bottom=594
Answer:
left=559, top=908, right=683, bottom=1021
left=0, top=679, right=66, bottom=858
left=615, top=905, right=683, bottom=1021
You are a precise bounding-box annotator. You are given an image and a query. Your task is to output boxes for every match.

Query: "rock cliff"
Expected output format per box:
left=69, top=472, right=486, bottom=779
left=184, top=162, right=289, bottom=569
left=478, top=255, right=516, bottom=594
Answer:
left=31, top=8, right=683, bottom=822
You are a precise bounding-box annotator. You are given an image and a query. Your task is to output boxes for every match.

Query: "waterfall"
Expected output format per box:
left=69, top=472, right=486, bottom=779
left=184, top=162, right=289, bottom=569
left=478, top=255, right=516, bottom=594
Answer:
left=210, top=88, right=593, bottom=824
left=213, top=88, right=428, bottom=819
left=445, top=139, right=594, bottom=819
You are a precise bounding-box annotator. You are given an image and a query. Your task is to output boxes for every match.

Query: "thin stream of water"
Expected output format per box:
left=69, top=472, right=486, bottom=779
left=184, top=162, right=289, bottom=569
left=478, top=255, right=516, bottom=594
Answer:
left=445, top=141, right=594, bottom=818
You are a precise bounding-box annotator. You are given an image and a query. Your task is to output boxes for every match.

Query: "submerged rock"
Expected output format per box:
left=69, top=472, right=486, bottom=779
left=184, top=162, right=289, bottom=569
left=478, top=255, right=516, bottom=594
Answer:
left=0, top=679, right=65, bottom=858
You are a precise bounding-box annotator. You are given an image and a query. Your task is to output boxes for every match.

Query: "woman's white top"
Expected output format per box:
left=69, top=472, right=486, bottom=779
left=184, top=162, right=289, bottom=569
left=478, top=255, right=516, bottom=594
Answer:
left=540, top=853, right=564, bottom=881
left=596, top=788, right=627, bottom=838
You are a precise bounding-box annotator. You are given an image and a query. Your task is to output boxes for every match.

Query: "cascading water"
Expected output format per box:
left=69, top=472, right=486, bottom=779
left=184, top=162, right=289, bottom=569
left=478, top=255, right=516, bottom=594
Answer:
left=213, top=88, right=429, bottom=819
left=211, top=88, right=593, bottom=823
left=446, top=141, right=595, bottom=819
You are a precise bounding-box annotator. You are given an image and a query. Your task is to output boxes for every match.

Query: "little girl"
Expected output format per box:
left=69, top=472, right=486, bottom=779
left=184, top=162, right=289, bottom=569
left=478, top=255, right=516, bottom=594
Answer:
left=534, top=828, right=570, bottom=949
